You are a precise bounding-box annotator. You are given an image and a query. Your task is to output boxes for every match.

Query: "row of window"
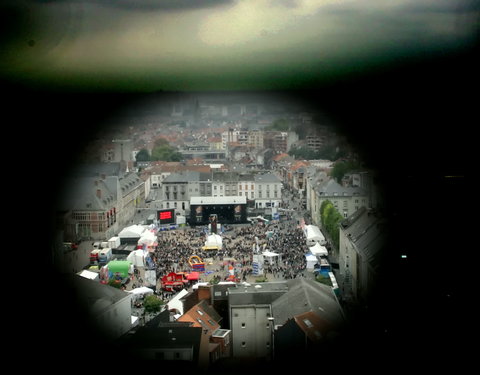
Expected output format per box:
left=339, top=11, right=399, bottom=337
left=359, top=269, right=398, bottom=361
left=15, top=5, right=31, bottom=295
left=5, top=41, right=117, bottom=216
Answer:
left=72, top=209, right=117, bottom=227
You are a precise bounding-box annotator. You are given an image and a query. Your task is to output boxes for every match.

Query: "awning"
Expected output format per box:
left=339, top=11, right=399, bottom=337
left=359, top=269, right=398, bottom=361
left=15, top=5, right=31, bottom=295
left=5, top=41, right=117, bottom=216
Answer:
left=187, top=272, right=200, bottom=281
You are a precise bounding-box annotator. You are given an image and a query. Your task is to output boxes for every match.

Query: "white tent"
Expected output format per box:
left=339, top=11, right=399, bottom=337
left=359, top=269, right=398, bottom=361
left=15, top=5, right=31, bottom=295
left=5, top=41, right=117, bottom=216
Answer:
left=305, top=225, right=326, bottom=246
left=119, top=224, right=146, bottom=239
left=128, top=286, right=154, bottom=296
left=204, top=233, right=223, bottom=249
left=138, top=230, right=157, bottom=246
left=305, top=253, right=318, bottom=270
left=309, top=242, right=328, bottom=256
left=77, top=269, right=99, bottom=281
left=127, top=250, right=146, bottom=267
left=262, top=250, right=280, bottom=265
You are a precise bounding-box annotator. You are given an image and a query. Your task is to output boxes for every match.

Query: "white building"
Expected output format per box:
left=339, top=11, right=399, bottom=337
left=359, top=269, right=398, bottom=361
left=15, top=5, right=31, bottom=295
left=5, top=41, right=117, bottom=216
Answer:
left=254, top=173, right=282, bottom=209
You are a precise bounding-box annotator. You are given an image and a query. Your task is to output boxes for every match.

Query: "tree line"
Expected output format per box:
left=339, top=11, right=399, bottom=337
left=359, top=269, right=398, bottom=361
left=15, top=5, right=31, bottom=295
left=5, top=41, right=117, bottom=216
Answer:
left=135, top=138, right=182, bottom=162
left=320, top=200, right=343, bottom=250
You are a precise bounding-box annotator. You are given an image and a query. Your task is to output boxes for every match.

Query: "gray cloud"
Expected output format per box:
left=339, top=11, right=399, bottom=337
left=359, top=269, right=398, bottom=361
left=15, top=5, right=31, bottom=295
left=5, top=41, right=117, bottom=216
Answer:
left=30, top=0, right=235, bottom=11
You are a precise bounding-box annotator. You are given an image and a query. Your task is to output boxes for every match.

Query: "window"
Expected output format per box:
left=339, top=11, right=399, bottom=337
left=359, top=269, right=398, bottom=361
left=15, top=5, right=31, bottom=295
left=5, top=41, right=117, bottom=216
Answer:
left=241, top=323, right=246, bottom=328
left=239, top=185, right=242, bottom=190
left=241, top=342, right=246, bottom=348
left=197, top=310, right=204, bottom=316
left=239, top=192, right=242, bottom=196
left=303, top=319, right=313, bottom=328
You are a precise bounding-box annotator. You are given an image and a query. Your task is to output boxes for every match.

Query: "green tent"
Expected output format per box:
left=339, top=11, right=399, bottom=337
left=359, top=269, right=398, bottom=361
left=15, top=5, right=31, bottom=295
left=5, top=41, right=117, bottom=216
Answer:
left=107, top=260, right=131, bottom=278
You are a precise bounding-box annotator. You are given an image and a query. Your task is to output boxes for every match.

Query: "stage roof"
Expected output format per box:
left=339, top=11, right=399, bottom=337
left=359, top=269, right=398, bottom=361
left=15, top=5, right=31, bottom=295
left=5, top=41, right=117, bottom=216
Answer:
left=190, top=196, right=247, bottom=205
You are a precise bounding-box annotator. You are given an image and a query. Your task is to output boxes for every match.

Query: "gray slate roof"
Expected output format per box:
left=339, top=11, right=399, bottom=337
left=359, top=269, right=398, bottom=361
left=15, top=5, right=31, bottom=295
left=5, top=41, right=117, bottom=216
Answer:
left=58, top=177, right=117, bottom=211
left=341, top=208, right=386, bottom=271
left=68, top=274, right=131, bottom=315
left=228, top=282, right=288, bottom=306
left=271, top=278, right=345, bottom=327
left=315, top=178, right=367, bottom=197
left=254, top=173, right=281, bottom=183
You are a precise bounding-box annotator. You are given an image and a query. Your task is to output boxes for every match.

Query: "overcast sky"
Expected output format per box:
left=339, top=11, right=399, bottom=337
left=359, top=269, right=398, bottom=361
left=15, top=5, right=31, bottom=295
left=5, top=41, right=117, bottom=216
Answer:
left=1, top=0, right=478, bottom=91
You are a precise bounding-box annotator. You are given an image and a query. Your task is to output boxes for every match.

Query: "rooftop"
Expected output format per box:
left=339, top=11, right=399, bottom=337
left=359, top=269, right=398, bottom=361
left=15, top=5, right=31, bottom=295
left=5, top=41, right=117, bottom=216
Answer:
left=66, top=274, right=131, bottom=316
left=341, top=208, right=387, bottom=271
left=177, top=300, right=221, bottom=335
left=254, top=173, right=281, bottom=183
left=228, top=282, right=288, bottom=306
left=315, top=178, right=367, bottom=197
left=272, top=278, right=345, bottom=327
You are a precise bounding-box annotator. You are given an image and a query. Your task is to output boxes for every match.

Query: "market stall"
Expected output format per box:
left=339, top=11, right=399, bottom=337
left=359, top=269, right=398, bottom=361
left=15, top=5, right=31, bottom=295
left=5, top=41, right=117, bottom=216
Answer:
left=262, top=250, right=280, bottom=265
left=305, top=253, right=318, bottom=270
left=118, top=225, right=146, bottom=245
left=138, top=229, right=158, bottom=252
left=127, top=249, right=147, bottom=267
left=309, top=242, right=328, bottom=256
left=187, top=272, right=200, bottom=281
left=304, top=225, right=326, bottom=247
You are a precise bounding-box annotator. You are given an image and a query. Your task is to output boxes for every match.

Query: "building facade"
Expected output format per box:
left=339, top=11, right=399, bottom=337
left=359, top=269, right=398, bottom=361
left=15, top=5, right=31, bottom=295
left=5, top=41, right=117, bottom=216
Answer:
left=309, top=178, right=369, bottom=225
left=160, top=171, right=282, bottom=216
left=339, top=207, right=386, bottom=303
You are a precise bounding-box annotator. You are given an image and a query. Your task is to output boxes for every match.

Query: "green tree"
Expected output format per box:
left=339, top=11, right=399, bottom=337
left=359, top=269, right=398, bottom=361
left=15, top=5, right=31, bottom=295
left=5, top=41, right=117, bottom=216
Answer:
left=330, top=160, right=362, bottom=183
left=135, top=149, right=150, bottom=162
left=320, top=200, right=343, bottom=250
left=144, top=295, right=163, bottom=314
left=151, top=144, right=183, bottom=162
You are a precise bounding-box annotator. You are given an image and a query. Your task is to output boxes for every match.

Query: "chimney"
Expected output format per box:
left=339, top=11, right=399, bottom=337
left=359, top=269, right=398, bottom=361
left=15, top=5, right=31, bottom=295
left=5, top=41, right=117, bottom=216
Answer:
left=96, top=189, right=102, bottom=199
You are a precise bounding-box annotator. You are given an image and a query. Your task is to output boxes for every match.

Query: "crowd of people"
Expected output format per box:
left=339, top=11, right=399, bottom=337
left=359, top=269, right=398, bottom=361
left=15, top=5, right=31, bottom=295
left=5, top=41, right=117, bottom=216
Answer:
left=148, top=189, right=313, bottom=287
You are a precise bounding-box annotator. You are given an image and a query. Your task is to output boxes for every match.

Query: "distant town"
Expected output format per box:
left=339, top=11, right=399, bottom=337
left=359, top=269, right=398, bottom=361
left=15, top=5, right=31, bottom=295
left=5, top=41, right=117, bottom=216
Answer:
left=53, top=94, right=387, bottom=368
